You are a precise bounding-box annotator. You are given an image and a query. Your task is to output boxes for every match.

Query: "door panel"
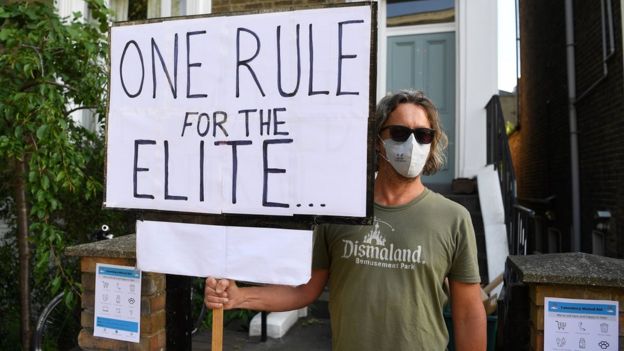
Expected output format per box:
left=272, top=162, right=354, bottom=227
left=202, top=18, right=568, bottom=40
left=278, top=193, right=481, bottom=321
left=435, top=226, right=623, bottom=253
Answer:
left=389, top=41, right=417, bottom=89
left=387, top=32, right=455, bottom=184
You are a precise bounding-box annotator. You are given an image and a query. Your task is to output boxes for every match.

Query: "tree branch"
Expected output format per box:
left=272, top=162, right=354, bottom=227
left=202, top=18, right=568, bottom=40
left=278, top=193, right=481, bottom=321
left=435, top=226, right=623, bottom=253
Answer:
left=20, top=80, right=78, bottom=93
left=65, top=106, right=97, bottom=117
left=19, top=44, right=45, bottom=77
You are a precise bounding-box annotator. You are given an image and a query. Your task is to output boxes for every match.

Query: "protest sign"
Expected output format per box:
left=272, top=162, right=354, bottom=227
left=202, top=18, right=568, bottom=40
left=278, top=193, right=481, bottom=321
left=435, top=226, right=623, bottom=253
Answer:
left=105, top=3, right=376, bottom=290
left=105, top=4, right=375, bottom=222
left=136, top=220, right=313, bottom=285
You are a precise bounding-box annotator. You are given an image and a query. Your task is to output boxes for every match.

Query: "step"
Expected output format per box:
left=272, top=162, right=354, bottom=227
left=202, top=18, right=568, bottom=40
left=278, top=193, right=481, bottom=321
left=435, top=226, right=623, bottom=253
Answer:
left=248, top=307, right=308, bottom=339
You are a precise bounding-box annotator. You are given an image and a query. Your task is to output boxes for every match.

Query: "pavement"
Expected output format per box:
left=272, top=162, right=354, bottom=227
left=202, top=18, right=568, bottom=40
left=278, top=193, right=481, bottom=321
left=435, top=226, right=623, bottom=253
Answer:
left=192, top=315, right=332, bottom=351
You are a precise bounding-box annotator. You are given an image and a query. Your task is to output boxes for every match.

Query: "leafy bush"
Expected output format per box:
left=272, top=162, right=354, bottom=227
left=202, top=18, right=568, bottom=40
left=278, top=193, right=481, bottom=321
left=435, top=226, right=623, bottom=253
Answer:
left=0, top=1, right=133, bottom=348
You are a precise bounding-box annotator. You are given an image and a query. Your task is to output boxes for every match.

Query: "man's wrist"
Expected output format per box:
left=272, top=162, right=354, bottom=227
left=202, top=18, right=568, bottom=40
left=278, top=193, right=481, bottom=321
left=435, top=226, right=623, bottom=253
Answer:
left=236, top=287, right=252, bottom=310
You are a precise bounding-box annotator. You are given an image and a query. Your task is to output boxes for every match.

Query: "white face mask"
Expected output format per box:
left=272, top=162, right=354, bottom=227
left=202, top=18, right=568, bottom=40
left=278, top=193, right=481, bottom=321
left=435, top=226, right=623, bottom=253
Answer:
left=381, top=134, right=430, bottom=178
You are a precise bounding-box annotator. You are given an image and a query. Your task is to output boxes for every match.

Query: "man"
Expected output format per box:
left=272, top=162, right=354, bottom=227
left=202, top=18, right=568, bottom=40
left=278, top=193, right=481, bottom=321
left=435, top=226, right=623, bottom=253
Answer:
left=205, top=90, right=486, bottom=350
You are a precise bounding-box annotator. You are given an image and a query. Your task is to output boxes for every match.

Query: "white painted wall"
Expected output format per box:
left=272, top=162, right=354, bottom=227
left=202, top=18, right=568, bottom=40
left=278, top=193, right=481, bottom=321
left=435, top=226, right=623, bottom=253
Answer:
left=185, top=0, right=211, bottom=15
left=55, top=0, right=89, bottom=19
left=456, top=0, right=498, bottom=178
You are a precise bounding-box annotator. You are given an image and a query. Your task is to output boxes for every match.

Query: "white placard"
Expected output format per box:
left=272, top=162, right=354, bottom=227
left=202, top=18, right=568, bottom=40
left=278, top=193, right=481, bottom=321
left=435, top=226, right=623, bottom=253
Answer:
left=105, top=5, right=372, bottom=218
left=94, top=264, right=142, bottom=343
left=544, top=297, right=619, bottom=351
left=136, top=220, right=313, bottom=285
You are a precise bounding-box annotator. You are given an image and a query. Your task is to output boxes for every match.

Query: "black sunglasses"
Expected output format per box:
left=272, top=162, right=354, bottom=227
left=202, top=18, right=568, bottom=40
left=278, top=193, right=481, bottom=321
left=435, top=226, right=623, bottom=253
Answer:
left=379, top=125, right=436, bottom=144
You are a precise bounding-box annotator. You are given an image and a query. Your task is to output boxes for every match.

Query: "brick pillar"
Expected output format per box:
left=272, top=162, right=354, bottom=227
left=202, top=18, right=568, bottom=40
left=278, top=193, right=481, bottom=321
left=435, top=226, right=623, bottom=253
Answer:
left=505, top=253, right=624, bottom=351
left=66, top=235, right=167, bottom=351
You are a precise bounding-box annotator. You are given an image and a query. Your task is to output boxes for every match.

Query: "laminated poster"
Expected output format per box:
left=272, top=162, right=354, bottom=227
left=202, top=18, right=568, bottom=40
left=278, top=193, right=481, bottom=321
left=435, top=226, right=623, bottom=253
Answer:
left=544, top=297, right=619, bottom=351
left=93, top=263, right=142, bottom=343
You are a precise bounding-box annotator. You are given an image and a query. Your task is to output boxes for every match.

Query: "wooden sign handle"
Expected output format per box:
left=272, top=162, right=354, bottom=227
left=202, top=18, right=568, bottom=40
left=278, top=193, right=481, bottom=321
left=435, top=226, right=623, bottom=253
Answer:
left=212, top=307, right=224, bottom=351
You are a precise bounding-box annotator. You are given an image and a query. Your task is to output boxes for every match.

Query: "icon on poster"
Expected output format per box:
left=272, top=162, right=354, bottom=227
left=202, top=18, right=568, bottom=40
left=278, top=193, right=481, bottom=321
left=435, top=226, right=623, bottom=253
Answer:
left=556, top=337, right=566, bottom=347
left=598, top=340, right=610, bottom=349
left=579, top=337, right=586, bottom=349
left=556, top=320, right=566, bottom=330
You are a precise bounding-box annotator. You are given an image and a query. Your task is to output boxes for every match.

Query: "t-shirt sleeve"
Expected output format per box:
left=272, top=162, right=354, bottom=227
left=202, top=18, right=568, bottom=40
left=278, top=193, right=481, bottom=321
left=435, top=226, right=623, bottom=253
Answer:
left=447, top=211, right=481, bottom=283
left=312, top=224, right=330, bottom=270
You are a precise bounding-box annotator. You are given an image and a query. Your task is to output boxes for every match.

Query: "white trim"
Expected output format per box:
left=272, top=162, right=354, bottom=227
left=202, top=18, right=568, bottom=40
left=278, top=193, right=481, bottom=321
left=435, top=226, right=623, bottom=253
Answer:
left=147, top=0, right=159, bottom=18
left=377, top=0, right=387, bottom=101
left=456, top=0, right=498, bottom=177
left=55, top=0, right=89, bottom=20
left=161, top=0, right=172, bottom=17
left=185, top=0, right=211, bottom=15
left=386, top=22, right=456, bottom=36
left=110, top=0, right=128, bottom=21
left=452, top=0, right=461, bottom=181
left=456, top=0, right=467, bottom=178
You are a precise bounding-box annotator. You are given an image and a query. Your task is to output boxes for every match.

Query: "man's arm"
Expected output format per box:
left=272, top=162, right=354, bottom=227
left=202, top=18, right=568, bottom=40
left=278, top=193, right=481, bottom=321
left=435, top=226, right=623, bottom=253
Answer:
left=449, top=279, right=487, bottom=351
left=204, top=269, right=329, bottom=312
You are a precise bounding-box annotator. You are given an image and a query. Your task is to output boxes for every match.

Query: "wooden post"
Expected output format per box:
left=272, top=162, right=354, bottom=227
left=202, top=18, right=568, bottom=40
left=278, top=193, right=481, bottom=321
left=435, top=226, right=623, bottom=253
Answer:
left=212, top=307, right=224, bottom=351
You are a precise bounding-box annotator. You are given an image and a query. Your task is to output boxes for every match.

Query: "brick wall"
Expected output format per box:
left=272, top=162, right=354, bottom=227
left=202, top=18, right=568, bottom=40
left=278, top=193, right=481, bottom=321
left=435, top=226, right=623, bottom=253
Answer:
left=572, top=0, right=624, bottom=257
left=517, top=0, right=572, bottom=250
left=212, top=0, right=346, bottom=14
left=517, top=0, right=624, bottom=257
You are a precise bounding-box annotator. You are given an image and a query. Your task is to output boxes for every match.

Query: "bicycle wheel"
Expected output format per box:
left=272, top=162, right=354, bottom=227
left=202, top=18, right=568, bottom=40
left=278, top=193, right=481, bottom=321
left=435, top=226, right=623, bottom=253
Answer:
left=33, top=292, right=81, bottom=351
left=191, top=278, right=207, bottom=335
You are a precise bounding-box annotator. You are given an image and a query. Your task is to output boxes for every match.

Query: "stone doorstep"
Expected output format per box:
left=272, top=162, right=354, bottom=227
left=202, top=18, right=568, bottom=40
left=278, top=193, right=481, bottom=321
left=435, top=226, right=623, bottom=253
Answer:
left=248, top=307, right=308, bottom=339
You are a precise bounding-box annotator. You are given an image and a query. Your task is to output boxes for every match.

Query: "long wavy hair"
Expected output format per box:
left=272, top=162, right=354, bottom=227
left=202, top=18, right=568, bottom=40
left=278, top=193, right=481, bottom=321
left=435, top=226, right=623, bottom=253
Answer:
left=376, top=90, right=448, bottom=175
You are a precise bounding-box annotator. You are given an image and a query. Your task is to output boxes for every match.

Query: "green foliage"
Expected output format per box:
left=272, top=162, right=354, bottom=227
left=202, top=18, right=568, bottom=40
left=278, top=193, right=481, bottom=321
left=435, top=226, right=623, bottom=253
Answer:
left=0, top=1, right=133, bottom=348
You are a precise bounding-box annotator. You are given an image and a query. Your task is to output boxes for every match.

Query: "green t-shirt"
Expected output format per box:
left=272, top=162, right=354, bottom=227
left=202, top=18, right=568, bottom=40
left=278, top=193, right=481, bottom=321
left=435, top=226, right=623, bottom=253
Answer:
left=313, top=188, right=480, bottom=351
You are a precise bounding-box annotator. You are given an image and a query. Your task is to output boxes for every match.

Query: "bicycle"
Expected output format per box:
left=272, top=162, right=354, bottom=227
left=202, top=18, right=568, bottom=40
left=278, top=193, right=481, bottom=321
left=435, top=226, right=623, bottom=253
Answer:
left=33, top=291, right=81, bottom=351
left=33, top=224, right=112, bottom=351
left=191, top=277, right=208, bottom=335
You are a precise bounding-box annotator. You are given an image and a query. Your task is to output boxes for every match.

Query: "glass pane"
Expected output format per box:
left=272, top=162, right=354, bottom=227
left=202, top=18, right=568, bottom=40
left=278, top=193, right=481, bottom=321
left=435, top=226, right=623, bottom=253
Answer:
left=128, top=0, right=148, bottom=21
left=387, top=0, right=454, bottom=27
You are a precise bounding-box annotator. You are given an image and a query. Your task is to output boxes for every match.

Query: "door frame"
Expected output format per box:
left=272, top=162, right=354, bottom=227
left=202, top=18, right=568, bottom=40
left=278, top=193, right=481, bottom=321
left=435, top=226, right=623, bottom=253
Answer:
left=377, top=0, right=459, bottom=182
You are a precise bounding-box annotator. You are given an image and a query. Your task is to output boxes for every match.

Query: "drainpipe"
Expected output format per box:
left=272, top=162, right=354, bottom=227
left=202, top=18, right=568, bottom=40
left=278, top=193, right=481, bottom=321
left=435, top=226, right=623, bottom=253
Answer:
left=564, top=0, right=581, bottom=252
left=576, top=0, right=616, bottom=103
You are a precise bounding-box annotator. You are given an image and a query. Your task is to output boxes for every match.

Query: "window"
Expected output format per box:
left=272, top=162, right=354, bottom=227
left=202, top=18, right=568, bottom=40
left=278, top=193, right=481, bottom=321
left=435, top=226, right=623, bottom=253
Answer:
left=127, top=0, right=148, bottom=20
left=386, top=0, right=454, bottom=27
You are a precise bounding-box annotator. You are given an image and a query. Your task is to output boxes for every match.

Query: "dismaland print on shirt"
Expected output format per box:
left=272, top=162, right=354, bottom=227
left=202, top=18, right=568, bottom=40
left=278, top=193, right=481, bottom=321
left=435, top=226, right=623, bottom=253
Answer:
left=340, top=217, right=425, bottom=270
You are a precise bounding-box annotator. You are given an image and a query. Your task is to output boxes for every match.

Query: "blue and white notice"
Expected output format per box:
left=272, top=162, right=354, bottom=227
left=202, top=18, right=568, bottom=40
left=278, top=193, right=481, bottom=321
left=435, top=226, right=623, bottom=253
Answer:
left=544, top=297, right=618, bottom=351
left=94, top=263, right=142, bottom=343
